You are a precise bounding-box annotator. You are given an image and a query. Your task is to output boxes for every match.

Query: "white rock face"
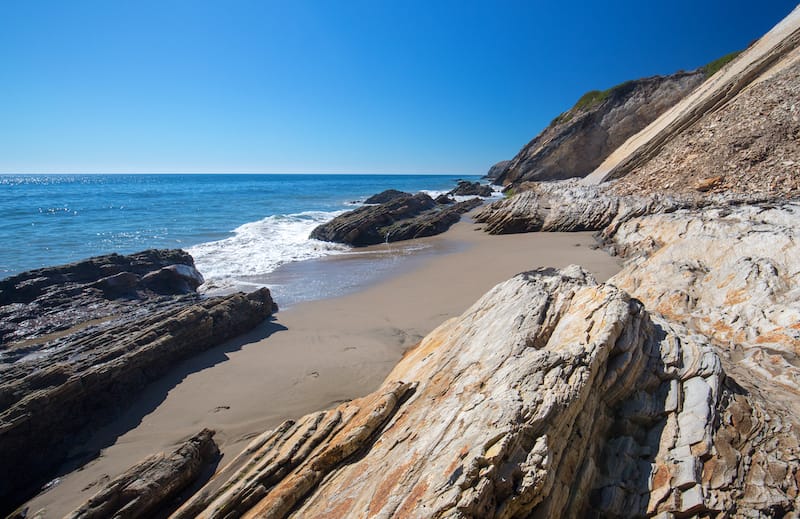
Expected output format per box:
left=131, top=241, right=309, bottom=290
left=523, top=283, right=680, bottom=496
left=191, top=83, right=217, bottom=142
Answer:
left=147, top=265, right=798, bottom=517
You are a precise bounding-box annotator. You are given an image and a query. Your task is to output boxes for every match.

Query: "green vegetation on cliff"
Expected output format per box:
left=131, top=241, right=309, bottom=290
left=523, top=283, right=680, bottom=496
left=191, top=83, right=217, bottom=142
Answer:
left=702, top=50, right=743, bottom=77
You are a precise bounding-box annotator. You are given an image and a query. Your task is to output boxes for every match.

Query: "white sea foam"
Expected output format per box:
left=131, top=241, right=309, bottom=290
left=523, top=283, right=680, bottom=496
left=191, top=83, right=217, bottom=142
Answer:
left=188, top=210, right=350, bottom=283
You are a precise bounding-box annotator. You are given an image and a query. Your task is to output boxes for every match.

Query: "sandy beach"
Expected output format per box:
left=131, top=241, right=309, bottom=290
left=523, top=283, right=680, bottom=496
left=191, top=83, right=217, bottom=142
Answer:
left=25, top=219, right=621, bottom=517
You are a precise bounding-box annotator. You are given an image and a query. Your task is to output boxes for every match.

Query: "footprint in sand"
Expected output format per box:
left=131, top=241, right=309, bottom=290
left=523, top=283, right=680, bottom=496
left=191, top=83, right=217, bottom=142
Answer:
left=308, top=371, right=320, bottom=378
left=212, top=405, right=231, bottom=413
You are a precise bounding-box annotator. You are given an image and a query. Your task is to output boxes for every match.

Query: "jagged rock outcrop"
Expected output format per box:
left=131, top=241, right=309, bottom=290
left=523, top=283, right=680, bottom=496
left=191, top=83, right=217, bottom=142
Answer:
left=364, top=189, right=410, bottom=204
left=0, top=249, right=204, bottom=344
left=63, top=429, right=219, bottom=519
left=310, top=193, right=481, bottom=246
left=492, top=71, right=705, bottom=186
left=473, top=180, right=784, bottom=235
left=448, top=180, right=494, bottom=197
left=83, top=265, right=796, bottom=517
left=0, top=250, right=277, bottom=513
left=585, top=5, right=800, bottom=186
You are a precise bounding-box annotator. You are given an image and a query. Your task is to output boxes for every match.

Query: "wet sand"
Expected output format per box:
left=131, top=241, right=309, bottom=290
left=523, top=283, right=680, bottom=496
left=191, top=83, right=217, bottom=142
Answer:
left=25, top=220, right=621, bottom=517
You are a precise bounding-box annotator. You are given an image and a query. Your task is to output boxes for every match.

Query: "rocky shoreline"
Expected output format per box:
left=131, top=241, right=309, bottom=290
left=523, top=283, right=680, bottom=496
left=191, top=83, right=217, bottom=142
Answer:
left=0, top=251, right=277, bottom=514
left=4, top=5, right=800, bottom=518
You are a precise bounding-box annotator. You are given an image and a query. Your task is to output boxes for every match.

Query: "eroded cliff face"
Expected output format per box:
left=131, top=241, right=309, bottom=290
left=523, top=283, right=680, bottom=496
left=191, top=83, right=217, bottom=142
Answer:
left=492, top=71, right=704, bottom=186
left=585, top=5, right=800, bottom=186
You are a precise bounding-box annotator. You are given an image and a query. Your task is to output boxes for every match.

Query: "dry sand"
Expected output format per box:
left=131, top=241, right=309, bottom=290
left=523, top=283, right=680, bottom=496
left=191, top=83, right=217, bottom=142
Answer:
left=25, top=220, right=620, bottom=517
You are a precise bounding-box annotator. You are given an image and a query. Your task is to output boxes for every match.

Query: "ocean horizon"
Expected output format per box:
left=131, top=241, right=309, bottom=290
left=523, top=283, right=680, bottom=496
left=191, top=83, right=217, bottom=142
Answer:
left=0, top=173, right=490, bottom=290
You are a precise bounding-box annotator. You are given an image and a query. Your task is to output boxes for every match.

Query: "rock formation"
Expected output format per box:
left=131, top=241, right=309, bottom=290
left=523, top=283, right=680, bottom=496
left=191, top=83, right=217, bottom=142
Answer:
left=63, top=429, right=219, bottom=519
left=0, top=249, right=204, bottom=344
left=491, top=71, right=705, bottom=186
left=310, top=193, right=481, bottom=246
left=448, top=180, right=494, bottom=197
left=610, top=54, right=800, bottom=197
left=364, top=189, right=410, bottom=204
left=63, top=262, right=799, bottom=517
left=0, top=250, right=277, bottom=513
left=584, top=6, right=800, bottom=186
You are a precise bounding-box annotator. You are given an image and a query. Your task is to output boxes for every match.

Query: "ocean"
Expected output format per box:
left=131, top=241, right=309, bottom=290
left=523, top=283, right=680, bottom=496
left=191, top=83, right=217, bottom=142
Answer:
left=0, top=174, right=491, bottom=304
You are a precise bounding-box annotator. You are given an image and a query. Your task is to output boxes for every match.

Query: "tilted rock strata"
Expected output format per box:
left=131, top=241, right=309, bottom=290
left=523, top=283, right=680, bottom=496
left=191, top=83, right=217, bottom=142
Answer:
left=610, top=53, right=800, bottom=198
left=64, top=429, right=219, bottom=519
left=473, top=180, right=782, bottom=236
left=493, top=71, right=704, bottom=186
left=0, top=288, right=276, bottom=511
left=609, top=203, right=800, bottom=395
left=585, top=5, right=800, bottom=185
left=310, top=193, right=481, bottom=246
left=130, top=266, right=796, bottom=517
left=0, top=249, right=204, bottom=345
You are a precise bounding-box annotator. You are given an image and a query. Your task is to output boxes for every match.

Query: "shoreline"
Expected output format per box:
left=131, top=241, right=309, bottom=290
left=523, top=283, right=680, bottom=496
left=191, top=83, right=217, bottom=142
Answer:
left=24, top=217, right=621, bottom=517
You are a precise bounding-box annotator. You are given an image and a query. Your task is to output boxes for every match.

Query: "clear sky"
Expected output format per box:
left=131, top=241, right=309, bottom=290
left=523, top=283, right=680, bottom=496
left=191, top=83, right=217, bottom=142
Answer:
left=1, top=1, right=797, bottom=174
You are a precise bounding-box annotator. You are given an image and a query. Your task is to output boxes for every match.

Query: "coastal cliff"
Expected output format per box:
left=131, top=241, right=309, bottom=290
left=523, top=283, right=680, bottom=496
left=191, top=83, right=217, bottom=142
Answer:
left=491, top=71, right=705, bottom=186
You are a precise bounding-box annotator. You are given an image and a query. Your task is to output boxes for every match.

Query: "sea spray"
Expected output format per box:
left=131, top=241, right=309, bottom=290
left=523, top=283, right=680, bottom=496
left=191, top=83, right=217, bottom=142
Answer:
left=188, top=210, right=350, bottom=282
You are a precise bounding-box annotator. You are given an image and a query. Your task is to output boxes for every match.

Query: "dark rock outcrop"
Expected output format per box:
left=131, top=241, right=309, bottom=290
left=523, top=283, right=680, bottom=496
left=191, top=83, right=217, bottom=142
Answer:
left=448, top=180, right=494, bottom=197
left=363, top=189, right=410, bottom=204
left=0, top=249, right=204, bottom=345
left=434, top=193, right=455, bottom=204
left=493, top=71, right=705, bottom=186
left=0, top=249, right=278, bottom=514
left=63, top=429, right=219, bottom=519
left=310, top=193, right=481, bottom=246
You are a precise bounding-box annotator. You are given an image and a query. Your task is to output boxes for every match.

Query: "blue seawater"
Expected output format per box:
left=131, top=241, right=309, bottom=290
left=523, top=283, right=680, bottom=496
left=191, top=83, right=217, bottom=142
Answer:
left=0, top=174, right=486, bottom=284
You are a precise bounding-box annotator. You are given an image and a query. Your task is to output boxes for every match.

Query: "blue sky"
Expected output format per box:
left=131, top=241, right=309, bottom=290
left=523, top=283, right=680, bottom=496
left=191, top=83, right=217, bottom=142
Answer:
left=1, top=1, right=796, bottom=174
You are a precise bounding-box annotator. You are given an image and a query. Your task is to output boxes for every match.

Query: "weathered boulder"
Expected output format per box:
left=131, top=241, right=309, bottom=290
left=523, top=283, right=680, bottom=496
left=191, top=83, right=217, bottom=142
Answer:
left=154, top=266, right=799, bottom=517
left=435, top=193, right=455, bottom=204
left=310, top=193, right=481, bottom=246
left=493, top=71, right=705, bottom=186
left=64, top=429, right=219, bottom=519
left=0, top=287, right=276, bottom=511
left=141, top=263, right=205, bottom=294
left=448, top=180, right=494, bottom=197
left=364, top=189, right=410, bottom=204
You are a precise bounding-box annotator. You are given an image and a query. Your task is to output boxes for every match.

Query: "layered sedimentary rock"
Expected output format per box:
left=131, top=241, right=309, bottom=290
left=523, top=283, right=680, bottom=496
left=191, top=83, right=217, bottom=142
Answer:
left=80, top=264, right=798, bottom=517
left=473, top=180, right=781, bottom=236
left=310, top=193, right=481, bottom=246
left=0, top=249, right=204, bottom=345
left=492, top=71, right=704, bottom=186
left=64, top=429, right=219, bottom=519
left=364, top=189, right=410, bottom=204
left=610, top=53, right=800, bottom=197
left=0, top=250, right=277, bottom=513
left=585, top=6, right=800, bottom=185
